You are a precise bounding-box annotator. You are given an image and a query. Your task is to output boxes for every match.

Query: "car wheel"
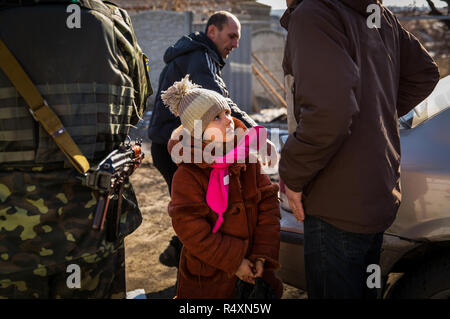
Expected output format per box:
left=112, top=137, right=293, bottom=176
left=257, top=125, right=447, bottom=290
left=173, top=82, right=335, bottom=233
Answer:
left=391, top=251, right=450, bottom=299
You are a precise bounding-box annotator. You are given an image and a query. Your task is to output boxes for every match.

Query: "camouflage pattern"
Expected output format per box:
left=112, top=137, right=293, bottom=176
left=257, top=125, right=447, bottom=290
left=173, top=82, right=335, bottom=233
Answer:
left=0, top=242, right=126, bottom=299
left=0, top=169, right=139, bottom=298
left=104, top=1, right=153, bottom=125
left=0, top=0, right=152, bottom=298
left=0, top=0, right=152, bottom=166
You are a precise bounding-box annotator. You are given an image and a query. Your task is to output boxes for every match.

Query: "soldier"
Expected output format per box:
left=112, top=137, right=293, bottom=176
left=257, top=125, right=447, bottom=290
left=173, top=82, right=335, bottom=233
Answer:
left=0, top=0, right=152, bottom=298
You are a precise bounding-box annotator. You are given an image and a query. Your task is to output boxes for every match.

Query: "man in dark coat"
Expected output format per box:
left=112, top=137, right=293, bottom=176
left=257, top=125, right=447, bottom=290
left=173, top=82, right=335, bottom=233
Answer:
left=148, top=11, right=256, bottom=267
left=279, top=0, right=439, bottom=299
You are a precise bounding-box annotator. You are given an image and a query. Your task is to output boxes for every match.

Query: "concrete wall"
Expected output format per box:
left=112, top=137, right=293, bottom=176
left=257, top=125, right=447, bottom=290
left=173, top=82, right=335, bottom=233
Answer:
left=223, top=24, right=253, bottom=114
left=130, top=10, right=193, bottom=105
left=252, top=29, right=286, bottom=108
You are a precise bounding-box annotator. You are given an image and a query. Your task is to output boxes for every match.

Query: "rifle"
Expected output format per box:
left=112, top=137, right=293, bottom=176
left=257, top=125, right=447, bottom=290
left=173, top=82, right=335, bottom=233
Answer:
left=0, top=37, right=146, bottom=241
left=79, top=137, right=144, bottom=240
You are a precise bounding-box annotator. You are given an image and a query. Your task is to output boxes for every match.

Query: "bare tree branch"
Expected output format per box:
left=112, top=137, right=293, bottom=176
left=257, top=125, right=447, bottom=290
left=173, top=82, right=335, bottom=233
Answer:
left=425, top=0, right=443, bottom=15
left=425, top=0, right=450, bottom=29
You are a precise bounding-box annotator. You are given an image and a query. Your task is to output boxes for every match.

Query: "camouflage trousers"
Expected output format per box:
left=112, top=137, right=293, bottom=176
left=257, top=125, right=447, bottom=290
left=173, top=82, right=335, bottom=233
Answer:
left=0, top=241, right=126, bottom=299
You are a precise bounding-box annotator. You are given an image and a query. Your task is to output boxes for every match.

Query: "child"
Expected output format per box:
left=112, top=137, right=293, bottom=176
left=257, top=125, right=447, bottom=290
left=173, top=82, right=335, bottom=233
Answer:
left=162, top=75, right=283, bottom=299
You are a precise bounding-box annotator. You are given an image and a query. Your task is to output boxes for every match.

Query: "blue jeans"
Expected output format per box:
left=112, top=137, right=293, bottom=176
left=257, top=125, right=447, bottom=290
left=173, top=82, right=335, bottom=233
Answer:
left=304, top=215, right=384, bottom=299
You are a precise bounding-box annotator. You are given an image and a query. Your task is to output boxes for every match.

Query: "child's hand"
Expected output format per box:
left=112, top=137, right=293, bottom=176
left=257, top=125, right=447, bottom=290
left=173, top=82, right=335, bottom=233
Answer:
left=254, top=259, right=264, bottom=278
left=235, top=258, right=255, bottom=284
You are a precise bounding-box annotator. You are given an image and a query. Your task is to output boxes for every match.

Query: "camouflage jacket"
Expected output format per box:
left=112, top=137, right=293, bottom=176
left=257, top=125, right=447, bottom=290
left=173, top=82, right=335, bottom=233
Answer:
left=0, top=0, right=152, bottom=275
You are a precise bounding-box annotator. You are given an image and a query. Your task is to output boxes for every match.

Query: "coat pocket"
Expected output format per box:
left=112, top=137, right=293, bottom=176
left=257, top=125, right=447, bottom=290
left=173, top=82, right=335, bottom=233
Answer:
left=181, top=251, right=222, bottom=283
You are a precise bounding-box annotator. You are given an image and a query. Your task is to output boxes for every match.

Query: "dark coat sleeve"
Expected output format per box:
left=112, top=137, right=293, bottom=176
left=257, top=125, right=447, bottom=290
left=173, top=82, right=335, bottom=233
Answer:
left=396, top=19, right=440, bottom=117
left=279, top=4, right=360, bottom=192
left=147, top=62, right=181, bottom=144
left=168, top=165, right=248, bottom=277
left=249, top=163, right=281, bottom=271
left=226, top=97, right=257, bottom=129
left=182, top=50, right=226, bottom=94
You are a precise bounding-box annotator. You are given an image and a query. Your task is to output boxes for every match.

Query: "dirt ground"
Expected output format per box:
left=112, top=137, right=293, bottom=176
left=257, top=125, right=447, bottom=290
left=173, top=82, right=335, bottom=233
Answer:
left=125, top=147, right=306, bottom=299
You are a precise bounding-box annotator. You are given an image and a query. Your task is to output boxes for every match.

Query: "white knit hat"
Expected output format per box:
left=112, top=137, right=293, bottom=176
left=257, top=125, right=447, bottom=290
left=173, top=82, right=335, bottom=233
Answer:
left=161, top=75, right=231, bottom=134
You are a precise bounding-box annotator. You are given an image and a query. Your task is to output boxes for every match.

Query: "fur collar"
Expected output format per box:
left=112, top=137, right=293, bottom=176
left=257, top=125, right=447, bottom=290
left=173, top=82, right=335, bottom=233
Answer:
left=167, top=117, right=249, bottom=171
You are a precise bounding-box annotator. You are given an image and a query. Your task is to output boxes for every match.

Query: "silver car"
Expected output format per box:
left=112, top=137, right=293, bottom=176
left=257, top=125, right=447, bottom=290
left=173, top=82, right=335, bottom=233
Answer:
left=276, top=75, right=450, bottom=299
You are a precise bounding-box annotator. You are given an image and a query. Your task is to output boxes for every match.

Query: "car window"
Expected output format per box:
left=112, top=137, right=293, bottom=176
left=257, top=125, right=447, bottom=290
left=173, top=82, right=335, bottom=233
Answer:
left=399, top=75, right=450, bottom=130
left=266, top=128, right=289, bottom=152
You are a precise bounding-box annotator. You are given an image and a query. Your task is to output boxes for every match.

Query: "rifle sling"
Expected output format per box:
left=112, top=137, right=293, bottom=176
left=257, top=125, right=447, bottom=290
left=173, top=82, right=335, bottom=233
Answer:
left=0, top=38, right=90, bottom=174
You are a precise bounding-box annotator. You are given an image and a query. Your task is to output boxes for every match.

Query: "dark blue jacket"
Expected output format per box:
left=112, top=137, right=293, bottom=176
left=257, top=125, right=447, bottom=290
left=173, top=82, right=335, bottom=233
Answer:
left=148, top=32, right=255, bottom=144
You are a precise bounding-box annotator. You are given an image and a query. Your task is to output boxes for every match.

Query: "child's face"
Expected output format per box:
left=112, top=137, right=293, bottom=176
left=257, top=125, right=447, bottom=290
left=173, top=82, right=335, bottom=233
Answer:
left=204, top=109, right=234, bottom=142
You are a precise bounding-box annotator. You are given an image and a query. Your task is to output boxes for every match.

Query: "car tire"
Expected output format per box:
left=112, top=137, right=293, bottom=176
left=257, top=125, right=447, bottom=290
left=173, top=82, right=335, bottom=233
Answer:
left=391, top=251, right=450, bottom=299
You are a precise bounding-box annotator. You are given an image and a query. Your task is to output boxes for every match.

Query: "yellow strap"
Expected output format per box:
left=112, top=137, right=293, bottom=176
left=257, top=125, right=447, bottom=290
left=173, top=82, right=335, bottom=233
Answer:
left=0, top=39, right=90, bottom=173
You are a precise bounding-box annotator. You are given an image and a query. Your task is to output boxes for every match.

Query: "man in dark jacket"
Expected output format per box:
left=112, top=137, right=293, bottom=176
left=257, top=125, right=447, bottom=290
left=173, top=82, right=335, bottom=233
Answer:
left=279, top=0, right=439, bottom=298
left=148, top=11, right=256, bottom=267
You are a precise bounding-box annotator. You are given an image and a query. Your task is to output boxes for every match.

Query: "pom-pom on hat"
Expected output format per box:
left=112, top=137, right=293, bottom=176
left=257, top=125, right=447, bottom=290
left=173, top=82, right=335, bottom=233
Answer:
left=161, top=75, right=231, bottom=134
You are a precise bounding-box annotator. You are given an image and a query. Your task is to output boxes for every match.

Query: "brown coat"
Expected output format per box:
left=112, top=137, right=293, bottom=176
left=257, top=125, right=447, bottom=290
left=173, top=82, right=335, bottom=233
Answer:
left=168, top=118, right=283, bottom=299
left=279, top=0, right=440, bottom=233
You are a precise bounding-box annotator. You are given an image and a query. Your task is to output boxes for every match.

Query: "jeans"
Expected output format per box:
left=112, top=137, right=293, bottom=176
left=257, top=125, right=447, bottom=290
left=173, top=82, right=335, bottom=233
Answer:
left=304, top=214, right=384, bottom=299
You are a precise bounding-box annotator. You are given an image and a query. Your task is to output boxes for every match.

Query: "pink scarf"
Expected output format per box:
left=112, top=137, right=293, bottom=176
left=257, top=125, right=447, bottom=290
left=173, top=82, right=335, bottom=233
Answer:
left=206, top=126, right=267, bottom=233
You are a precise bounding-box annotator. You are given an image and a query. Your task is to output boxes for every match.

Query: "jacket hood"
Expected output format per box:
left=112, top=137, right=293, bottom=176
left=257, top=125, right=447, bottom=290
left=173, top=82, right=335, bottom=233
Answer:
left=163, top=31, right=225, bottom=68
left=280, top=0, right=302, bottom=30
left=339, top=0, right=381, bottom=17
left=280, top=0, right=381, bottom=30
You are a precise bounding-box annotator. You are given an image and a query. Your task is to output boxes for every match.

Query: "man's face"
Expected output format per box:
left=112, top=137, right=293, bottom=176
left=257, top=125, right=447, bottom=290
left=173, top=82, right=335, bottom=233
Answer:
left=208, top=17, right=241, bottom=59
